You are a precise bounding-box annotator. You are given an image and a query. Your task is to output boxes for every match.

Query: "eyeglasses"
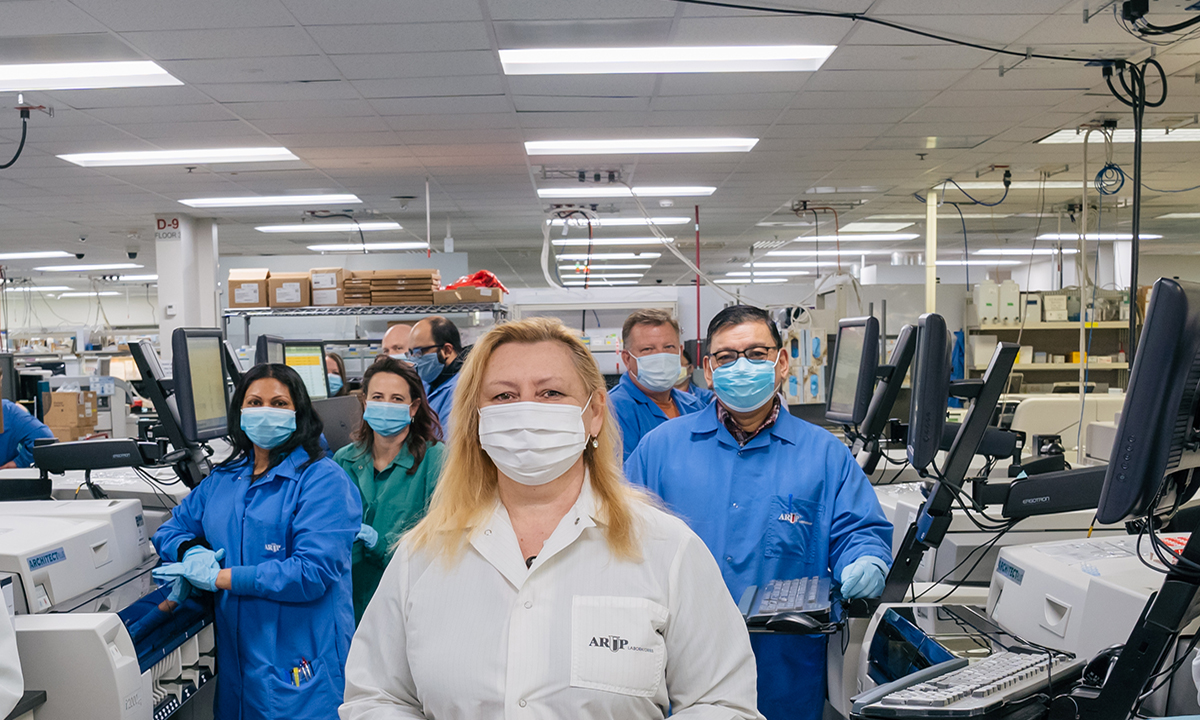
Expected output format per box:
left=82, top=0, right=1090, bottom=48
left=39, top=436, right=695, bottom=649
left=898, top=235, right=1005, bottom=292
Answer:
left=710, top=345, right=779, bottom=368
left=407, top=344, right=438, bottom=359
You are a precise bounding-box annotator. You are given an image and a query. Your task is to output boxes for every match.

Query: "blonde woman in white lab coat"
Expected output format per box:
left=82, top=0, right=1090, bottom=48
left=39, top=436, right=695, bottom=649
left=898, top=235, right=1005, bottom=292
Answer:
left=340, top=317, right=763, bottom=720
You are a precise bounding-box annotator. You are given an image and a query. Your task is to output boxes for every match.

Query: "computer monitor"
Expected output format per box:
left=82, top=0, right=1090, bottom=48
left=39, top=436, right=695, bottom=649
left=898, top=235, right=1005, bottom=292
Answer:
left=826, top=316, right=880, bottom=426
left=254, top=335, right=285, bottom=365
left=171, top=328, right=230, bottom=443
left=223, top=340, right=244, bottom=387
left=1096, top=278, right=1200, bottom=525
left=907, top=314, right=952, bottom=473
left=283, top=341, right=329, bottom=401
left=127, top=339, right=208, bottom=488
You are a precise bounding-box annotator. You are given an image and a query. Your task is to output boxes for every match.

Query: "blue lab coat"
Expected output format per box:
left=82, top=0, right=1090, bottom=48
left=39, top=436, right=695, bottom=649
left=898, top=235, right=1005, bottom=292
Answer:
left=683, top=380, right=716, bottom=406
left=426, top=371, right=459, bottom=439
left=625, top=403, right=893, bottom=720
left=153, top=446, right=362, bottom=720
left=608, top=373, right=707, bottom=461
left=0, top=401, right=54, bottom=467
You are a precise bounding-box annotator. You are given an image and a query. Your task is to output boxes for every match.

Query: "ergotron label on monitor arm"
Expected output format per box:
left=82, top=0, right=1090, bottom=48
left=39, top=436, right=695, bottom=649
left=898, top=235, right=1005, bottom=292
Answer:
left=28, top=548, right=66, bottom=571
left=996, top=558, right=1024, bottom=586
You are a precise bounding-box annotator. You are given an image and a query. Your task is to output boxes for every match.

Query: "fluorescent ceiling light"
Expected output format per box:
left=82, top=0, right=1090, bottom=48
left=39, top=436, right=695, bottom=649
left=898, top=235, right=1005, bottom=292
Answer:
left=563, top=280, right=639, bottom=286
left=950, top=181, right=1078, bottom=190
left=868, top=213, right=1008, bottom=220
left=116, top=274, right=158, bottom=281
left=4, top=286, right=70, bottom=293
left=179, top=194, right=361, bottom=209
left=755, top=221, right=814, bottom=227
left=841, top=221, right=914, bottom=232
left=537, top=186, right=715, bottom=199
left=0, top=61, right=180, bottom=92
left=936, top=260, right=1022, bottom=266
left=1038, top=128, right=1200, bottom=144
left=257, top=222, right=401, bottom=233
left=499, top=45, right=836, bottom=75
left=307, top=242, right=427, bottom=252
left=57, top=291, right=120, bottom=298
left=1036, top=233, right=1160, bottom=241
left=743, top=261, right=840, bottom=268
left=552, top=237, right=671, bottom=247
left=557, top=252, right=660, bottom=261
left=805, top=186, right=881, bottom=194
left=558, top=264, right=652, bottom=270
left=0, top=251, right=73, bottom=260
left=782, top=233, right=920, bottom=243
left=1157, top=213, right=1200, bottom=219
left=59, top=147, right=299, bottom=168
left=559, top=272, right=644, bottom=279
left=762, top=249, right=891, bottom=257
left=549, top=216, right=690, bottom=227
left=728, top=270, right=812, bottom=277
left=975, top=248, right=1078, bottom=256
left=715, top=278, right=788, bottom=284
left=525, top=138, right=758, bottom=155
left=35, top=263, right=142, bottom=272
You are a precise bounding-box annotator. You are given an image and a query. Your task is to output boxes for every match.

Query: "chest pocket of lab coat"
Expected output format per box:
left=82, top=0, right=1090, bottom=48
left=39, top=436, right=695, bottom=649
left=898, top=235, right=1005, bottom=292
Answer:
left=571, top=596, right=668, bottom=697
left=763, top=495, right=822, bottom=564
left=244, top=518, right=290, bottom=565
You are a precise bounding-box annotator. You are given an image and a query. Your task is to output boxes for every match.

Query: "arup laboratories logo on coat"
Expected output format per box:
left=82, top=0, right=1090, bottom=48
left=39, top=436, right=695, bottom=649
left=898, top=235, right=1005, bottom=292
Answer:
left=589, top=635, right=655, bottom=654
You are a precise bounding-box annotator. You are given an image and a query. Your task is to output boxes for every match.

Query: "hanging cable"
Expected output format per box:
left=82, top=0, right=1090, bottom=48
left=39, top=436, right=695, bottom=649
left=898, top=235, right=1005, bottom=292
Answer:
left=0, top=108, right=29, bottom=171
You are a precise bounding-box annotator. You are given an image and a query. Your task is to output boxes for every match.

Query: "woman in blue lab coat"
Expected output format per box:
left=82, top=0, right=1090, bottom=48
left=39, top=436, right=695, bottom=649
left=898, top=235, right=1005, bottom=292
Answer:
left=152, top=363, right=362, bottom=720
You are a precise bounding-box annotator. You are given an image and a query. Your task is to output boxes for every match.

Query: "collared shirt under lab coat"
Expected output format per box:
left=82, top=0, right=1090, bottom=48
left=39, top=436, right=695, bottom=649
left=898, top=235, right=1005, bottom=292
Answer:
left=609, top=373, right=708, bottom=462
left=340, top=478, right=764, bottom=720
left=425, top=372, right=459, bottom=438
left=624, top=403, right=893, bottom=720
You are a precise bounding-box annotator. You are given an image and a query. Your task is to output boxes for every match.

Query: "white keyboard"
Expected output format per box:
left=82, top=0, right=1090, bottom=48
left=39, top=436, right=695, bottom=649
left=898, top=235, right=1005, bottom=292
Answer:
left=857, top=650, right=1083, bottom=718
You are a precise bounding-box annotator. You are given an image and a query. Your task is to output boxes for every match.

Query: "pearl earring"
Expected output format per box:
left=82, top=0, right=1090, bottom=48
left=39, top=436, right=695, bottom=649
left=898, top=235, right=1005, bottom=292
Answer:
left=591, top=438, right=599, bottom=448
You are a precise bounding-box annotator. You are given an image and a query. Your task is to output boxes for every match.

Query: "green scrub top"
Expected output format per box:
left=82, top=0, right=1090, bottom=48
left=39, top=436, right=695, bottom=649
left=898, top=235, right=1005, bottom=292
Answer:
left=334, top=440, right=444, bottom=623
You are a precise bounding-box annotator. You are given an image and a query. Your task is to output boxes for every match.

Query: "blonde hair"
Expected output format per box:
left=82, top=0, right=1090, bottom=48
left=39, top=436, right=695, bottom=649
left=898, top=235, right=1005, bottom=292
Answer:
left=407, top=317, right=646, bottom=561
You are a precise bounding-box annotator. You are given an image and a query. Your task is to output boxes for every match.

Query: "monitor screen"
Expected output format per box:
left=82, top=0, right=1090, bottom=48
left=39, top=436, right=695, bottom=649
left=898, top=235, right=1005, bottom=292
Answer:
left=185, top=337, right=229, bottom=438
left=826, top=317, right=879, bottom=426
left=907, top=313, right=951, bottom=473
left=284, top=343, right=329, bottom=401
left=267, top=341, right=284, bottom=365
left=255, top=335, right=286, bottom=365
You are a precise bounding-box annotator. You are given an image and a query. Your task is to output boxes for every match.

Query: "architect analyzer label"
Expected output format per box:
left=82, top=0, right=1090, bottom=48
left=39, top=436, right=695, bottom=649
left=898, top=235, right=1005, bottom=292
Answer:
left=28, top=547, right=66, bottom=571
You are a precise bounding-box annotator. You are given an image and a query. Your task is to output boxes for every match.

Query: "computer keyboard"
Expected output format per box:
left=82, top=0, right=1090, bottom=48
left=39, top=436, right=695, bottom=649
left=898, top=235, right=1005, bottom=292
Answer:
left=738, top=576, right=831, bottom=626
left=854, top=650, right=1083, bottom=718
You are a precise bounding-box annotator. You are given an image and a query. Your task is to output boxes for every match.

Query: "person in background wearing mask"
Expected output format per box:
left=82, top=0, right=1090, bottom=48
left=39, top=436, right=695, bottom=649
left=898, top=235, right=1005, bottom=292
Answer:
left=625, top=305, right=893, bottom=720
left=382, top=323, right=412, bottom=359
left=152, top=364, right=362, bottom=720
left=407, top=316, right=466, bottom=436
left=675, top=347, right=714, bottom=405
left=326, top=352, right=349, bottom=397
left=340, top=317, right=763, bottom=719
left=608, top=309, right=706, bottom=461
left=334, top=357, right=444, bottom=623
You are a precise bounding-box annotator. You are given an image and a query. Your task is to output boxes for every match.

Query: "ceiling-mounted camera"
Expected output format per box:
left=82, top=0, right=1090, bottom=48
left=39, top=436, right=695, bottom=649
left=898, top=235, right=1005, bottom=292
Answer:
left=75, top=253, right=85, bottom=259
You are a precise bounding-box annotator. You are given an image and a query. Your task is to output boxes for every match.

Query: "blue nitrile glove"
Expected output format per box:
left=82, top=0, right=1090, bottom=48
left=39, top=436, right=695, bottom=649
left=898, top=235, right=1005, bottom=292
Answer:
left=167, top=576, right=192, bottom=606
left=152, top=547, right=226, bottom=593
left=127, top=607, right=170, bottom=643
left=356, top=524, right=378, bottom=550
left=840, top=556, right=889, bottom=599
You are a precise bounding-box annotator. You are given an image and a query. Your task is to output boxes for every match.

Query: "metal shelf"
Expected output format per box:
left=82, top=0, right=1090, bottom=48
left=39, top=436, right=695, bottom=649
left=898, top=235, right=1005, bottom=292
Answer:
left=971, top=362, right=1128, bottom=371
left=222, top=303, right=508, bottom=318
left=973, top=322, right=1129, bottom=331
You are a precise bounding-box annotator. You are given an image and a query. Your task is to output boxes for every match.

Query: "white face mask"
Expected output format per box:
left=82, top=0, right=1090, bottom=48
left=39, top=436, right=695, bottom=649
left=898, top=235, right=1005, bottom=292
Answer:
left=632, top=351, right=682, bottom=393
left=478, top=398, right=592, bottom=486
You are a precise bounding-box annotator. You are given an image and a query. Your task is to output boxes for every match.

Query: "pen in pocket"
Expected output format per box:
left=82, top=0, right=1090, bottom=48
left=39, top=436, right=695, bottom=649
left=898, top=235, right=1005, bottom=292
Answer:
left=300, top=658, right=313, bottom=680
left=292, top=667, right=300, bottom=687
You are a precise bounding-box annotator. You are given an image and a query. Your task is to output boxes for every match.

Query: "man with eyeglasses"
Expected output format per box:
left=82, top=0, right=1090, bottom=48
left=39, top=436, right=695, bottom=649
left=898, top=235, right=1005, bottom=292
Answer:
left=407, top=316, right=466, bottom=436
left=609, top=309, right=707, bottom=461
left=625, top=305, right=892, bottom=720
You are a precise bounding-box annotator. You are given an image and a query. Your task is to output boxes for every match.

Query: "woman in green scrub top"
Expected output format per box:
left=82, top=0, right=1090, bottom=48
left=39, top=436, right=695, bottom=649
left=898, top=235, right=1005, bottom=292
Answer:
left=334, top=356, right=445, bottom=623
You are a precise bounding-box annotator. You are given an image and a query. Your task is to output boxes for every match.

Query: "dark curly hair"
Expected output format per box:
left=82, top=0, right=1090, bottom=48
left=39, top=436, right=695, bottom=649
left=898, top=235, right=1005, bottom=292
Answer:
left=351, top=356, right=442, bottom=474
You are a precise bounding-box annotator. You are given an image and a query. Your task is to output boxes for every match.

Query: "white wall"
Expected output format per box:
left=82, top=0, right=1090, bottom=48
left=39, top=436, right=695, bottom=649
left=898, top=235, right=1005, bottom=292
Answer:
left=3, top=284, right=159, bottom=337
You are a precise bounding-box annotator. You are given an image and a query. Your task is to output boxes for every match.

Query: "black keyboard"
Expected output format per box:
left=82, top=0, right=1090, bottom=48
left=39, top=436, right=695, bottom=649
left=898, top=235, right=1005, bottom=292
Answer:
left=738, top=576, right=831, bottom=626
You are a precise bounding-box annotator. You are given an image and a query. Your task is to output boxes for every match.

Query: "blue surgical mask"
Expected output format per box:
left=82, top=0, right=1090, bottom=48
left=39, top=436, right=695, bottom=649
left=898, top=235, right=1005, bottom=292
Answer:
left=632, top=352, right=681, bottom=393
left=240, top=407, right=296, bottom=450
left=711, top=356, right=781, bottom=413
left=363, top=401, right=411, bottom=437
left=328, top=373, right=344, bottom=395
left=410, top=351, right=443, bottom=385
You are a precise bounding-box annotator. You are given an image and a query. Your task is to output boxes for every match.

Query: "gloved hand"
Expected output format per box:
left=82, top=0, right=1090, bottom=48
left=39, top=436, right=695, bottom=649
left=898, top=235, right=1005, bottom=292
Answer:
left=127, top=607, right=170, bottom=643
left=356, top=524, right=378, bottom=550
left=167, top=576, right=192, bottom=606
left=152, top=547, right=226, bottom=593
left=840, top=556, right=888, bottom=599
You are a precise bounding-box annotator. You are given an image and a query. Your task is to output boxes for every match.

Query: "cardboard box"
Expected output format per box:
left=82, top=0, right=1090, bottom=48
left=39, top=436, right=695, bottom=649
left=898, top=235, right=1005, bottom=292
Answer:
left=269, top=272, right=311, bottom=308
left=312, top=287, right=344, bottom=306
left=43, top=390, right=97, bottom=425
left=433, top=287, right=506, bottom=304
left=47, top=422, right=99, bottom=443
left=228, top=268, right=270, bottom=308
left=310, top=267, right=345, bottom=291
